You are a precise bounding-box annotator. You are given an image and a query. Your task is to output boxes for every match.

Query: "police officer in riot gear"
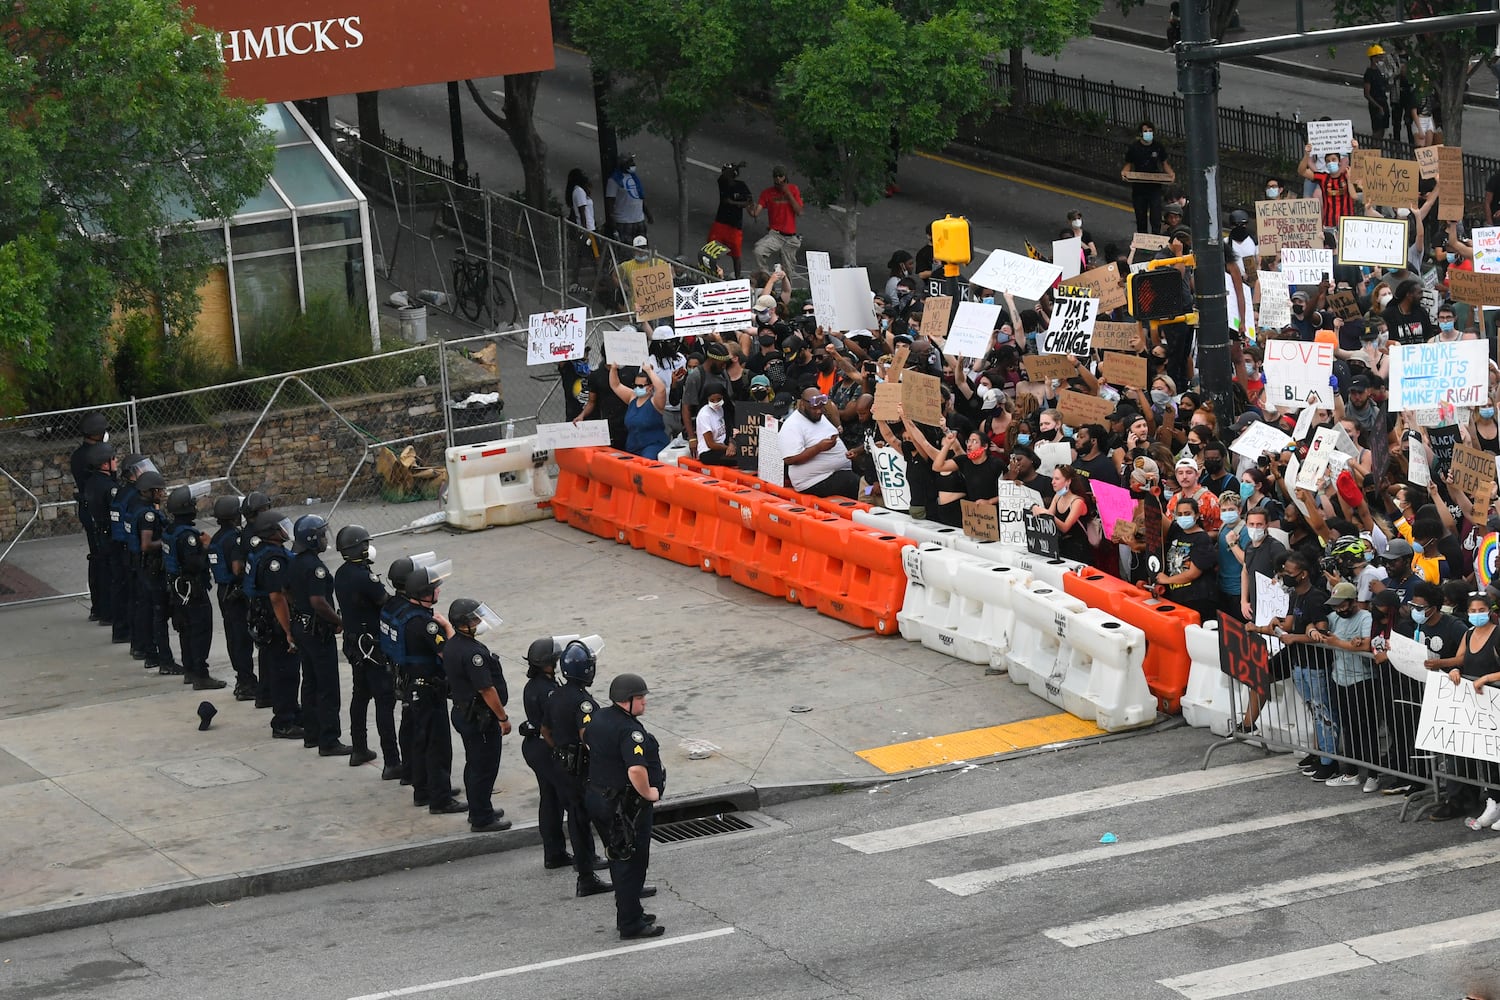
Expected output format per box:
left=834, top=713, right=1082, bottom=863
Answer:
left=163, top=487, right=226, bottom=691
left=73, top=412, right=110, bottom=622
left=246, top=510, right=303, bottom=739
left=442, top=599, right=513, bottom=833
left=208, top=497, right=257, bottom=700
left=131, top=470, right=181, bottom=674
left=110, top=454, right=151, bottom=649
left=546, top=640, right=612, bottom=898
left=288, top=515, right=350, bottom=756
left=585, top=672, right=665, bottom=939
left=334, top=526, right=399, bottom=772
left=381, top=557, right=418, bottom=782
left=522, top=638, right=571, bottom=868
left=387, top=562, right=463, bottom=813
left=82, top=443, right=119, bottom=629
left=236, top=492, right=275, bottom=707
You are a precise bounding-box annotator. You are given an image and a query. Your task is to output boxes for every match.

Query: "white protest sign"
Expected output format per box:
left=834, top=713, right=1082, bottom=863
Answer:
left=1035, top=441, right=1072, bottom=476
left=1415, top=672, right=1500, bottom=765
left=1279, top=248, right=1334, bottom=286
left=1338, top=216, right=1409, bottom=269
left=944, top=302, right=1001, bottom=358
left=526, top=307, right=588, bottom=366
left=1386, top=632, right=1430, bottom=684
left=1295, top=426, right=1340, bottom=490
left=995, top=481, right=1043, bottom=548
left=673, top=279, right=754, bottom=334
left=602, top=326, right=648, bottom=368
left=872, top=444, right=910, bottom=511
left=1473, top=227, right=1500, bottom=275
left=1389, top=340, right=1489, bottom=411
left=1408, top=434, right=1431, bottom=487
left=1284, top=455, right=1311, bottom=516
left=1052, top=236, right=1083, bottom=280
left=831, top=267, right=880, bottom=332
left=536, top=420, right=611, bottom=449
left=1292, top=404, right=1318, bottom=442
left=1255, top=572, right=1288, bottom=656
left=1230, top=421, right=1294, bottom=460
left=1257, top=271, right=1292, bottom=330
left=1040, top=294, right=1100, bottom=355
left=806, top=251, right=838, bottom=329
left=757, top=416, right=783, bottom=485
left=969, top=249, right=1063, bottom=300
left=1307, top=119, right=1353, bottom=159
left=1263, top=338, right=1334, bottom=409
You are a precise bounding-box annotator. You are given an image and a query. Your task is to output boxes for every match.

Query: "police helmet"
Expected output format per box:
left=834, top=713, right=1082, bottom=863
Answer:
left=526, top=636, right=560, bottom=669
left=80, top=412, right=109, bottom=438
left=388, top=557, right=415, bottom=593
left=120, top=454, right=148, bottom=481
left=85, top=442, right=117, bottom=469
left=165, top=486, right=196, bottom=517
left=448, top=598, right=482, bottom=628
left=212, top=496, right=242, bottom=524
left=293, top=514, right=329, bottom=553
left=241, top=491, right=272, bottom=519
left=609, top=672, right=649, bottom=702
left=558, top=640, right=597, bottom=686
left=253, top=509, right=291, bottom=540
left=406, top=561, right=451, bottom=602
left=135, top=470, right=167, bottom=493
left=335, top=524, right=371, bottom=560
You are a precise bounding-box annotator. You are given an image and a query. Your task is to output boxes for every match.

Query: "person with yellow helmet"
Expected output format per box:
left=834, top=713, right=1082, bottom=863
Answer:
left=1363, top=44, right=1390, bottom=141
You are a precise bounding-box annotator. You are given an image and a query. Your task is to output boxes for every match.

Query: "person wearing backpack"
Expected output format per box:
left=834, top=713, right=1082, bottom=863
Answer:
left=163, top=487, right=226, bottom=691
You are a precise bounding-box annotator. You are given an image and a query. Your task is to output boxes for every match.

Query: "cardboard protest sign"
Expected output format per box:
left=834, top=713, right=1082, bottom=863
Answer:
left=1278, top=248, right=1334, bottom=286
left=1089, top=479, right=1137, bottom=541
left=1307, top=119, right=1352, bottom=159
left=1024, top=509, right=1061, bottom=558
left=602, top=326, right=648, bottom=368
left=1257, top=271, right=1291, bottom=330
left=1407, top=433, right=1432, bottom=487
left=1058, top=390, right=1114, bottom=429
left=944, top=301, right=1001, bottom=358
left=630, top=262, right=675, bottom=322
left=1025, top=353, right=1076, bottom=382
left=1129, top=233, right=1171, bottom=254
left=1389, top=340, right=1489, bottom=411
left=1122, top=171, right=1172, bottom=184
left=1325, top=288, right=1362, bottom=321
left=674, top=279, right=753, bottom=334
left=1040, top=293, right=1099, bottom=355
left=1338, top=216, right=1409, bottom=268
left=871, top=382, right=902, bottom=422
left=1437, top=146, right=1464, bottom=221
left=1230, top=420, right=1294, bottom=460
left=1352, top=153, right=1419, bottom=208
left=1472, top=227, right=1500, bottom=275
left=1091, top=321, right=1140, bottom=352
left=1263, top=339, right=1335, bottom=409
left=806, top=251, right=837, bottom=330
left=1295, top=427, right=1340, bottom=490
left=1449, top=443, right=1497, bottom=501
left=994, top=482, right=1042, bottom=547
left=968, top=249, right=1062, bottom=300
left=1218, top=614, right=1271, bottom=697
left=1447, top=269, right=1500, bottom=308
left=1074, top=262, right=1126, bottom=313
left=1256, top=198, right=1321, bottom=252
left=919, top=295, right=953, bottom=339
left=830, top=267, right=879, bottom=331
left=899, top=370, right=944, bottom=425
left=961, top=500, right=1000, bottom=541
left=732, top=403, right=777, bottom=472
left=1415, top=672, right=1500, bottom=765
left=1052, top=236, right=1083, bottom=279
left=872, top=445, right=909, bottom=510
left=526, top=307, right=589, bottom=365
left=757, top=417, right=783, bottom=485
left=1100, top=351, right=1149, bottom=389
left=1415, top=145, right=1441, bottom=180
left=537, top=420, right=611, bottom=449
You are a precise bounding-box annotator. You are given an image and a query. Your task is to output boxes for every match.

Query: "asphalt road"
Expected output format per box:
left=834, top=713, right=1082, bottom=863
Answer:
left=5, top=726, right=1498, bottom=1000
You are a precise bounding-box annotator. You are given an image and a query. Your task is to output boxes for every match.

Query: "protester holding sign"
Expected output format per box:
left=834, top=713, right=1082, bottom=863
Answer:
left=607, top=364, right=669, bottom=460
left=1029, top=465, right=1096, bottom=565
left=1298, top=144, right=1358, bottom=229
left=1120, top=121, right=1175, bottom=235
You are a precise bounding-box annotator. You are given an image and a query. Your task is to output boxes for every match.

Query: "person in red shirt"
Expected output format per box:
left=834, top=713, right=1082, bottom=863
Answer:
left=1298, top=144, right=1359, bottom=228
left=749, top=165, right=804, bottom=276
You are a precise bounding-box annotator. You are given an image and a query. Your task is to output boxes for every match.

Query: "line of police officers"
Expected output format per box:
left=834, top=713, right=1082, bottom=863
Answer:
left=71, top=416, right=667, bottom=936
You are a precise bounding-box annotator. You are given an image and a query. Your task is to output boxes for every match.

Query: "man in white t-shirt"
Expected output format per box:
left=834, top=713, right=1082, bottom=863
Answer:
left=778, top=386, right=857, bottom=498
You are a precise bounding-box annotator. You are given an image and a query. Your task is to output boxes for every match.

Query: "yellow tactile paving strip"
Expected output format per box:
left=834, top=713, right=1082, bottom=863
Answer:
left=856, top=713, right=1108, bottom=774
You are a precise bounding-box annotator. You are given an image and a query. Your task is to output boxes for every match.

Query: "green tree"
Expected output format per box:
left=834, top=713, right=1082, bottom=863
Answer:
left=775, top=0, right=995, bottom=264
left=464, top=73, right=551, bottom=209
left=0, top=0, right=272, bottom=411
left=568, top=0, right=741, bottom=256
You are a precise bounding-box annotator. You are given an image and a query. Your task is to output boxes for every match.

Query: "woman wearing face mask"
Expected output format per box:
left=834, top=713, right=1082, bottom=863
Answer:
left=1157, top=496, right=1219, bottom=623
left=1305, top=581, right=1378, bottom=790
left=1035, top=409, right=1065, bottom=444
left=1467, top=399, right=1500, bottom=455
left=1457, top=596, right=1500, bottom=831
left=693, top=382, right=736, bottom=467
left=1029, top=465, right=1096, bottom=564
left=1418, top=594, right=1500, bottom=826
left=1066, top=211, right=1098, bottom=264
left=1240, top=468, right=1284, bottom=526
left=608, top=364, right=669, bottom=460
left=937, top=427, right=1004, bottom=503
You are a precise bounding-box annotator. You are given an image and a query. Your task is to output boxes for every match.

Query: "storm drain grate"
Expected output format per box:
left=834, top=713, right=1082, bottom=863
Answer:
left=652, top=812, right=756, bottom=844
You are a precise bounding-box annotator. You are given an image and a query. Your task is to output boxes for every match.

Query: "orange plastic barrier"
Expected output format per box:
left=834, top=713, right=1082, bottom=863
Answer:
left=675, top=457, right=871, bottom=517
left=550, top=447, right=621, bottom=540
left=795, top=516, right=912, bottom=635
left=1063, top=570, right=1145, bottom=618
left=1114, top=593, right=1200, bottom=714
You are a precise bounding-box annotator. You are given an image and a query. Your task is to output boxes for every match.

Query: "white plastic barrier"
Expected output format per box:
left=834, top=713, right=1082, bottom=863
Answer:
left=1004, top=580, right=1088, bottom=695
left=444, top=435, right=557, bottom=529
left=854, top=507, right=914, bottom=535
left=1004, top=549, right=1086, bottom=588
left=1065, top=609, right=1152, bottom=731
left=1183, top=622, right=1233, bottom=735
left=898, top=544, right=1031, bottom=665
left=657, top=438, right=691, bottom=467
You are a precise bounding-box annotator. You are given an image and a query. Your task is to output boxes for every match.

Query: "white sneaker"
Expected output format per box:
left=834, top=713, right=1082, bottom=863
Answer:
left=1362, top=776, right=1381, bottom=793
left=1475, top=797, right=1500, bottom=828
left=1325, top=773, right=1360, bottom=787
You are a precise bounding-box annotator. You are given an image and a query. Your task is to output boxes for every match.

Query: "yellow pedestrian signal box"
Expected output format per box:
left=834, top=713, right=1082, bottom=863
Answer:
left=1126, top=255, right=1197, bottom=322
left=932, top=216, right=971, bottom=277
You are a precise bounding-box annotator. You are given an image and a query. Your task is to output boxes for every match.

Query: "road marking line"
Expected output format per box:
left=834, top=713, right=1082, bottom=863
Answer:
left=856, top=712, right=1105, bottom=774
left=1158, top=909, right=1500, bottom=999
left=345, top=927, right=736, bottom=1000
left=914, top=151, right=1133, bottom=212
left=833, top=757, right=1290, bottom=855
left=686, top=157, right=721, bottom=172
left=928, top=799, right=1388, bottom=896
left=575, top=120, right=599, bottom=131
left=1045, top=841, right=1500, bottom=947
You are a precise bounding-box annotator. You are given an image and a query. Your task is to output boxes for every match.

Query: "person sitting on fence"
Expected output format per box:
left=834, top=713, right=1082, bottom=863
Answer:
left=1307, top=581, right=1380, bottom=791
left=779, top=385, right=858, bottom=499
left=609, top=364, right=669, bottom=461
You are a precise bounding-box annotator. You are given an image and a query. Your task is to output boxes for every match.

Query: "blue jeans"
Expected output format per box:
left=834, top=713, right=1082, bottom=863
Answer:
left=1293, top=665, right=1338, bottom=764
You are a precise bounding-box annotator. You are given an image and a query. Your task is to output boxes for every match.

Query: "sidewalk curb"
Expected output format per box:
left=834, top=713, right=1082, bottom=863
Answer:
left=939, top=142, right=1130, bottom=208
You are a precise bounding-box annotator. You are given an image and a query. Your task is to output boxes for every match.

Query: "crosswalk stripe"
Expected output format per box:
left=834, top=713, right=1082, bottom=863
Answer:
left=927, top=799, right=1389, bottom=896
left=1044, top=841, right=1500, bottom=947
left=833, top=757, right=1290, bottom=855
left=1158, top=908, right=1500, bottom=999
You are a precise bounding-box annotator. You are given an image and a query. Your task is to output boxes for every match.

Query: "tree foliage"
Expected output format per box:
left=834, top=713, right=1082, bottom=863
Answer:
left=0, top=0, right=273, bottom=409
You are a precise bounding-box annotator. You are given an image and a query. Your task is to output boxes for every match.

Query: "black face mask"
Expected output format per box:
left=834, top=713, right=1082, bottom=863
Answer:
left=1204, top=458, right=1224, bottom=474
left=1188, top=442, right=1203, bottom=455
left=1281, top=573, right=1301, bottom=588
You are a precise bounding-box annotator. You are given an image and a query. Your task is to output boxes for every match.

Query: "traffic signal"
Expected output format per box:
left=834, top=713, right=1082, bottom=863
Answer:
left=931, top=215, right=971, bottom=277
left=1127, top=264, right=1196, bottom=321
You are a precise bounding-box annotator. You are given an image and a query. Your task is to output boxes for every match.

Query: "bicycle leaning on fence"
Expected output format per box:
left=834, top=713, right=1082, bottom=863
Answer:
left=449, top=252, right=521, bottom=328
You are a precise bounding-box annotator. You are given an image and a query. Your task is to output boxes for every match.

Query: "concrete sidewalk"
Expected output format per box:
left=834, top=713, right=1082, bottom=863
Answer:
left=0, top=512, right=1101, bottom=940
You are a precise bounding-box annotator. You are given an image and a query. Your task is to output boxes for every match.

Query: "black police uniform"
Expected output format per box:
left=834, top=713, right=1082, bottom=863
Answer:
left=164, top=516, right=215, bottom=684
left=395, top=602, right=456, bottom=808
left=239, top=531, right=273, bottom=706
left=288, top=549, right=343, bottom=750
left=73, top=442, right=105, bottom=620
left=249, top=543, right=301, bottom=735
left=209, top=523, right=257, bottom=692
left=584, top=704, right=665, bottom=935
left=545, top=681, right=603, bottom=875
left=112, top=483, right=141, bottom=649
left=443, top=633, right=508, bottom=827
left=380, top=592, right=416, bottom=778
left=83, top=467, right=118, bottom=625
left=132, top=502, right=177, bottom=670
left=522, top=672, right=569, bottom=865
left=336, top=561, right=399, bottom=768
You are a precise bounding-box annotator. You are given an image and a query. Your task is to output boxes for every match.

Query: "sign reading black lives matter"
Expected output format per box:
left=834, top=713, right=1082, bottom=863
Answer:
left=1040, top=288, right=1099, bottom=356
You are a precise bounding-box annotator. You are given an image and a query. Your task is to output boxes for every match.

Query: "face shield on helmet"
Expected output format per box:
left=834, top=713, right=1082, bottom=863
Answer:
left=472, top=603, right=502, bottom=636
left=277, top=517, right=294, bottom=543
left=188, top=481, right=213, bottom=500
left=406, top=559, right=452, bottom=603
left=125, top=457, right=158, bottom=481
left=410, top=551, right=438, bottom=570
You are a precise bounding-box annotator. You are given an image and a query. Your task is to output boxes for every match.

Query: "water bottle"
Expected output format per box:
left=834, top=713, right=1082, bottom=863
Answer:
left=503, top=420, right=515, bottom=440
